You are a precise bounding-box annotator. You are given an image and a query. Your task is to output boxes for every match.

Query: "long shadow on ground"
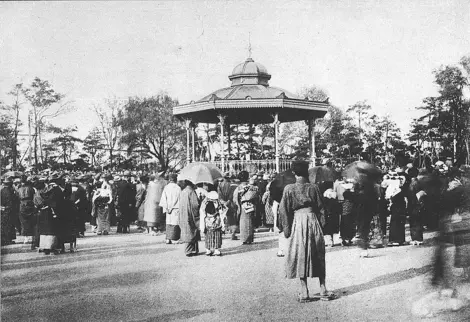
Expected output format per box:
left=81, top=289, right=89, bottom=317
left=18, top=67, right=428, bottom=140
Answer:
left=1, top=245, right=174, bottom=271
left=333, top=264, right=433, bottom=298
left=134, top=309, right=216, bottom=322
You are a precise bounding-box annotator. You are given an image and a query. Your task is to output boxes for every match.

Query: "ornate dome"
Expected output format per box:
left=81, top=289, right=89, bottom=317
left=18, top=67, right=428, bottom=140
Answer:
left=228, top=57, right=271, bottom=86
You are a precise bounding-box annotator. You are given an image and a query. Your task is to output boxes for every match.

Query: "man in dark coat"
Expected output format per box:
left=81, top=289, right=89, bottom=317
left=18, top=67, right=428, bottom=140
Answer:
left=116, top=171, right=136, bottom=233
left=1, top=177, right=19, bottom=246
left=70, top=177, right=88, bottom=237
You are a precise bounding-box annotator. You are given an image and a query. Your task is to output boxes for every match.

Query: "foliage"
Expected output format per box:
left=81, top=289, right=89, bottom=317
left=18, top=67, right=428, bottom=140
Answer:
left=118, top=94, right=185, bottom=172
left=92, top=98, right=122, bottom=167
left=22, top=78, right=71, bottom=167
left=48, top=125, right=83, bottom=164
left=83, top=127, right=106, bottom=167
left=415, top=56, right=470, bottom=165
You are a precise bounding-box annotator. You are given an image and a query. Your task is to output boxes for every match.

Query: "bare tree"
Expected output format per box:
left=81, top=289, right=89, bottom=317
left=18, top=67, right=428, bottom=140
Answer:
left=23, top=78, right=73, bottom=167
left=1, top=84, right=25, bottom=169
left=92, top=98, right=123, bottom=169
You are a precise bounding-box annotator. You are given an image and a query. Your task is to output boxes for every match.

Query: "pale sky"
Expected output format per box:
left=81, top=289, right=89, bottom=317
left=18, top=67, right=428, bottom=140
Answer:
left=1, top=0, right=469, bottom=141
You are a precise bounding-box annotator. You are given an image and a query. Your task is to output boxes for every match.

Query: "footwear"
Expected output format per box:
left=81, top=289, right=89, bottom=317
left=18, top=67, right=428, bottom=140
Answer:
left=297, top=293, right=311, bottom=303
left=276, top=250, right=285, bottom=257
left=166, top=240, right=172, bottom=245
left=103, top=231, right=109, bottom=235
left=359, top=250, right=369, bottom=258
left=318, top=292, right=337, bottom=301
left=213, top=250, right=221, bottom=256
left=97, top=231, right=102, bottom=235
left=231, top=236, right=238, bottom=240
left=416, top=241, right=423, bottom=246
left=205, top=250, right=213, bottom=256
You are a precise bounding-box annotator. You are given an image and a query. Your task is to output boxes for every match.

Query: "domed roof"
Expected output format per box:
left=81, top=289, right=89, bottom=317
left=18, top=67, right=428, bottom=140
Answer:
left=230, top=57, right=269, bottom=76
left=229, top=57, right=271, bottom=86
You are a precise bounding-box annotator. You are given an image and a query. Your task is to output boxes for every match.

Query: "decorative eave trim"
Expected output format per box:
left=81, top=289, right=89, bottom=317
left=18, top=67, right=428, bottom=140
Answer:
left=173, top=98, right=329, bottom=115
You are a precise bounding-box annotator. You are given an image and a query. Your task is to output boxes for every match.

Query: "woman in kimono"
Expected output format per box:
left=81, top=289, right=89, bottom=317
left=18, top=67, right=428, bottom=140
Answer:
left=217, top=174, right=238, bottom=240
left=388, top=175, right=407, bottom=246
left=262, top=174, right=276, bottom=229
left=37, top=177, right=64, bottom=255
left=160, top=174, right=181, bottom=244
left=92, top=182, right=113, bottom=235
left=200, top=191, right=227, bottom=256
left=233, top=171, right=258, bottom=245
left=143, top=173, right=167, bottom=235
left=135, top=175, right=149, bottom=232
left=179, top=180, right=200, bottom=256
left=278, top=161, right=335, bottom=302
left=17, top=177, right=36, bottom=243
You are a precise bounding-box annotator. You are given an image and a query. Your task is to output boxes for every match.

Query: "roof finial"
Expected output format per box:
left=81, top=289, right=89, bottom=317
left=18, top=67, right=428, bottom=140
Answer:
left=248, top=32, right=252, bottom=58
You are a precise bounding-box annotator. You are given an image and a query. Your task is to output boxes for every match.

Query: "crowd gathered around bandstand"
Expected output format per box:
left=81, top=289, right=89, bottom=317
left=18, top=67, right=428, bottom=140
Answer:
left=1, top=158, right=469, bottom=302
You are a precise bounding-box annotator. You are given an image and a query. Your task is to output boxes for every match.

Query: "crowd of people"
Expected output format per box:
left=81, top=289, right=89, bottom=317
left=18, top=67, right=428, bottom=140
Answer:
left=1, top=159, right=469, bottom=303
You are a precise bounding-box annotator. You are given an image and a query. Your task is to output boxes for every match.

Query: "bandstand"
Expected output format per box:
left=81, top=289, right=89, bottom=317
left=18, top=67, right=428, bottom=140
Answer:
left=173, top=57, right=329, bottom=174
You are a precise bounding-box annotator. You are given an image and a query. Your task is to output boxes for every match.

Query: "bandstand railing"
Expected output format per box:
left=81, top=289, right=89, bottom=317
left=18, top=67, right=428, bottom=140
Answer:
left=203, top=159, right=294, bottom=175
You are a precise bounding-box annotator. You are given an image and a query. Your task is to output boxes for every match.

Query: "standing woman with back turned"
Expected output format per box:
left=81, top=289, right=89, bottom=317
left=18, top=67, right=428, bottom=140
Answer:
left=279, top=161, right=335, bottom=302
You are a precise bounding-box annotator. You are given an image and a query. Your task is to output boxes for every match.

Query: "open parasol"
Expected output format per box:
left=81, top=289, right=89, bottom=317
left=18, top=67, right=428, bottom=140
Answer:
left=177, top=162, right=223, bottom=185
left=2, top=171, right=23, bottom=179
left=342, top=161, right=382, bottom=184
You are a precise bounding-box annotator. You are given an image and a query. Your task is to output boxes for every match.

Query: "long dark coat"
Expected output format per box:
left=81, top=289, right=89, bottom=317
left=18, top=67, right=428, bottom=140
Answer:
left=1, top=185, right=18, bottom=243
left=178, top=186, right=200, bottom=243
left=17, top=185, right=36, bottom=236
left=37, top=185, right=64, bottom=236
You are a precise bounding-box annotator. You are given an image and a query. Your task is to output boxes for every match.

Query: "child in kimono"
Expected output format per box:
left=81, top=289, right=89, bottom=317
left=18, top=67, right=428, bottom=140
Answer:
left=200, top=191, right=227, bottom=256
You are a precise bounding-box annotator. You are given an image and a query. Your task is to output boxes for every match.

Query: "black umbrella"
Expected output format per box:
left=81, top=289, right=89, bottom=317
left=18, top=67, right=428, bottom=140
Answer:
left=269, top=169, right=296, bottom=203
left=342, top=161, right=382, bottom=185
left=308, top=166, right=336, bottom=184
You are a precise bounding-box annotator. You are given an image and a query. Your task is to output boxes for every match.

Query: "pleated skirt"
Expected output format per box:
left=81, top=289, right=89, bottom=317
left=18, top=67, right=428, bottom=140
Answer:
left=205, top=229, right=222, bottom=249
left=286, top=208, right=325, bottom=279
left=166, top=224, right=181, bottom=240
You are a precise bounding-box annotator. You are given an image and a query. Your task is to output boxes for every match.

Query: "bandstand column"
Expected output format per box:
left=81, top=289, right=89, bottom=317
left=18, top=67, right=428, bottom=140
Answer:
left=185, top=119, right=191, bottom=164
left=218, top=115, right=226, bottom=172
left=191, top=123, right=196, bottom=162
left=273, top=113, right=280, bottom=173
left=309, top=117, right=316, bottom=166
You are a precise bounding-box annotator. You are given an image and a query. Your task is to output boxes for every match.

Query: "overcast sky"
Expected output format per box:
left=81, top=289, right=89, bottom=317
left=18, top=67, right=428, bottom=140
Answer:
left=1, top=0, right=469, bottom=140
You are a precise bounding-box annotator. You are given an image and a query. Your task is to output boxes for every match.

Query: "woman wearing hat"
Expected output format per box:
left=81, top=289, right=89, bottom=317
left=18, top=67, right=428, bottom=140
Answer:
left=200, top=191, right=227, bottom=256
left=278, top=161, right=335, bottom=302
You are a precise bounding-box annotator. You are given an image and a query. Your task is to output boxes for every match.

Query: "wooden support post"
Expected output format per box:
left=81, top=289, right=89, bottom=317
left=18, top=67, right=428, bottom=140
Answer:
left=185, top=119, right=191, bottom=164
left=309, top=118, right=316, bottom=166
left=273, top=113, right=280, bottom=173
left=218, top=115, right=226, bottom=172
left=191, top=124, right=196, bottom=162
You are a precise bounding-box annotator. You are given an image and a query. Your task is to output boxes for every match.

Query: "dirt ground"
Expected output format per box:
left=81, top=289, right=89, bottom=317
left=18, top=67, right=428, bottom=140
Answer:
left=2, top=228, right=469, bottom=322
